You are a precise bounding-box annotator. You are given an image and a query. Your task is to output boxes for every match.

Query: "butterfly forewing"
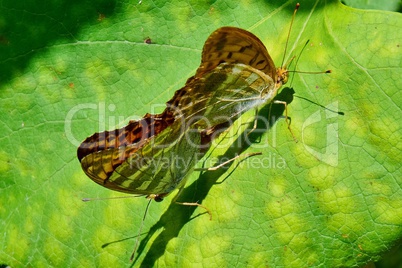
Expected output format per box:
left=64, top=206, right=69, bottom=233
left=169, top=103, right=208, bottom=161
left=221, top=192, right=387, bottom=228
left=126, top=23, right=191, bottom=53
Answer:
left=196, top=27, right=277, bottom=81
left=77, top=111, right=175, bottom=162
left=178, top=63, right=277, bottom=130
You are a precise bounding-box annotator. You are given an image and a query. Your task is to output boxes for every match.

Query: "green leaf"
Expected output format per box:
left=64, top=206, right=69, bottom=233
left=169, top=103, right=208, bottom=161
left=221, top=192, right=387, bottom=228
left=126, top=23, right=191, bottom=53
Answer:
left=342, top=0, right=401, bottom=12
left=1, top=0, right=401, bottom=267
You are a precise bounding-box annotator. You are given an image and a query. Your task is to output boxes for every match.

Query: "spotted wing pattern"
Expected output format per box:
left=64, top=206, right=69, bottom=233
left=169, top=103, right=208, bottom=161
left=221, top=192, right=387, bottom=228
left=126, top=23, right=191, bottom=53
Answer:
left=195, top=27, right=277, bottom=79
left=78, top=110, right=175, bottom=192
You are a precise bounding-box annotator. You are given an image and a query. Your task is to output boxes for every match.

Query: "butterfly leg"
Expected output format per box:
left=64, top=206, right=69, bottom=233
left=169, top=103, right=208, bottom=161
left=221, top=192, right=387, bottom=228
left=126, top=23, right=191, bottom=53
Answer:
left=175, top=201, right=212, bottom=220
left=130, top=198, right=154, bottom=262
left=172, top=186, right=213, bottom=220
left=246, top=108, right=259, bottom=137
left=273, top=100, right=298, bottom=142
left=195, top=152, right=261, bottom=172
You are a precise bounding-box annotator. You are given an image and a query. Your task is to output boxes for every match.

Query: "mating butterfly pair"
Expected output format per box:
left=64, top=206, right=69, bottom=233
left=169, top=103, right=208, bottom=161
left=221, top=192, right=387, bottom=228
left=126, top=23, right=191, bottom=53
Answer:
left=77, top=26, right=289, bottom=201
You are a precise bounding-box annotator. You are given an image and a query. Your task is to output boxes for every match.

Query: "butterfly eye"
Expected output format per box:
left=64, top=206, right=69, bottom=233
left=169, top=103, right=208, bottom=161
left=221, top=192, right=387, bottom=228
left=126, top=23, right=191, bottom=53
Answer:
left=153, top=195, right=164, bottom=202
left=282, top=72, right=289, bottom=85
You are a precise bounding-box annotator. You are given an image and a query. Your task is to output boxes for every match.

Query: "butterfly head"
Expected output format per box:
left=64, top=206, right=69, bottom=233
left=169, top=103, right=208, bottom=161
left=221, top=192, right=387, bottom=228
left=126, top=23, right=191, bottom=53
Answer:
left=276, top=67, right=289, bottom=88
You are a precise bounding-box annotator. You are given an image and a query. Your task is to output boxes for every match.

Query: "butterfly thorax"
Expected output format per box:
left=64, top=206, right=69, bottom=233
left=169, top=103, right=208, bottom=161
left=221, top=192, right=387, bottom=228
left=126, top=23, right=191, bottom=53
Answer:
left=276, top=67, right=289, bottom=88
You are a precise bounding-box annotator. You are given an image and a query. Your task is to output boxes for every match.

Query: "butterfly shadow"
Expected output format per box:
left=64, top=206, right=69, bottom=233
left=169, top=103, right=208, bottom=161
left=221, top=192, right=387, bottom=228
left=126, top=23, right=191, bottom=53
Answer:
left=132, top=87, right=295, bottom=267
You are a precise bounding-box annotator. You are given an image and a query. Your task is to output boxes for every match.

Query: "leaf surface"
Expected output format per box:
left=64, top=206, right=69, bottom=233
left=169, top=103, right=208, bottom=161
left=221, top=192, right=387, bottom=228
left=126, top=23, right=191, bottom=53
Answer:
left=0, top=0, right=401, bottom=267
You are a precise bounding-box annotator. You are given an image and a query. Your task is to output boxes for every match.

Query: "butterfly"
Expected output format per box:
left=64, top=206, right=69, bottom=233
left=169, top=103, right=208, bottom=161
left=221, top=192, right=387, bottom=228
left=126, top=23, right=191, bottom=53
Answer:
left=77, top=25, right=292, bottom=201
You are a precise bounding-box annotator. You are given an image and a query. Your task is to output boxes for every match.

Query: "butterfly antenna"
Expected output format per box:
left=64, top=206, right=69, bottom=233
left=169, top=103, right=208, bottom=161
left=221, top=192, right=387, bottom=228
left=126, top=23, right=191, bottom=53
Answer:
left=295, top=95, right=344, bottom=115
left=287, top=39, right=331, bottom=85
left=281, top=3, right=300, bottom=68
left=130, top=198, right=152, bottom=261
left=289, top=39, right=309, bottom=85
left=82, top=195, right=144, bottom=202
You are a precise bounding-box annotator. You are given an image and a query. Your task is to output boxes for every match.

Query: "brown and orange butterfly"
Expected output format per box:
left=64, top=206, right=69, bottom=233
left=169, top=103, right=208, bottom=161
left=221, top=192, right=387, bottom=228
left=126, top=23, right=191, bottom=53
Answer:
left=77, top=25, right=290, bottom=202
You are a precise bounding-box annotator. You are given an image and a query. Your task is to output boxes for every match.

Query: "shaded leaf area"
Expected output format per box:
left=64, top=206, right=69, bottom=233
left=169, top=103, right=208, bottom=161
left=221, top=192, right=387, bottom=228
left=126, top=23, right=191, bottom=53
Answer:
left=342, top=0, right=402, bottom=12
left=0, top=0, right=118, bottom=85
left=0, top=0, right=401, bottom=267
